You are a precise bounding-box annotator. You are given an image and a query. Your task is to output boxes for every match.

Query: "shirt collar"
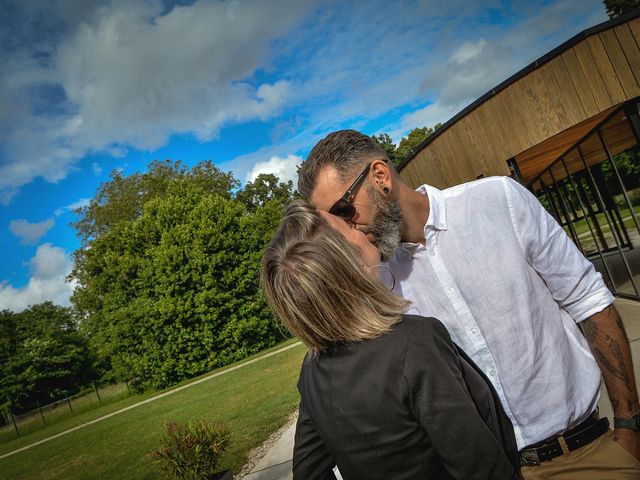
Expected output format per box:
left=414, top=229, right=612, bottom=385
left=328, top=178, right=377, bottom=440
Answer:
left=396, top=184, right=447, bottom=257
left=415, top=184, right=447, bottom=231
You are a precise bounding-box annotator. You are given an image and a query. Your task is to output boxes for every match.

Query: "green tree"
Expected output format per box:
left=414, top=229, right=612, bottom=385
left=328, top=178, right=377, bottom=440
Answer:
left=371, top=133, right=399, bottom=166
left=235, top=173, right=295, bottom=212
left=600, top=149, right=640, bottom=195
left=604, top=0, right=640, bottom=18
left=0, top=310, right=20, bottom=412
left=72, top=159, right=238, bottom=243
left=396, top=123, right=442, bottom=164
left=70, top=160, right=242, bottom=381
left=0, top=303, right=92, bottom=413
left=71, top=164, right=287, bottom=389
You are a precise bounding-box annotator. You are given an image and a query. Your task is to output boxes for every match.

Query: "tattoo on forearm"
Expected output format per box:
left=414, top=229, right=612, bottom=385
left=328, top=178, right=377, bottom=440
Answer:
left=582, top=313, right=633, bottom=394
left=581, top=318, right=598, bottom=342
left=610, top=340, right=630, bottom=382
left=591, top=344, right=633, bottom=391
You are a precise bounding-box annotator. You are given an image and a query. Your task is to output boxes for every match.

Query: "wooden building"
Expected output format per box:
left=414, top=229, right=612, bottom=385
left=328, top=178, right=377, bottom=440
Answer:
left=398, top=10, right=640, bottom=299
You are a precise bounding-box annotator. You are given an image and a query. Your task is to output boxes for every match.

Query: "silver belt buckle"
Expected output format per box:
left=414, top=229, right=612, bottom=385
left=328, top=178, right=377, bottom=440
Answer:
left=520, top=448, right=541, bottom=466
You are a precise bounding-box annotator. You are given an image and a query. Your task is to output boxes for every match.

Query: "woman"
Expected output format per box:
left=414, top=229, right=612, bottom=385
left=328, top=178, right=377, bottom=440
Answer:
left=261, top=200, right=521, bottom=480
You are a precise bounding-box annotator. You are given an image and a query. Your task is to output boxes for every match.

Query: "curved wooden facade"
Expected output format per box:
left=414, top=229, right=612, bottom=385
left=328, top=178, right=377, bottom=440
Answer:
left=399, top=11, right=640, bottom=188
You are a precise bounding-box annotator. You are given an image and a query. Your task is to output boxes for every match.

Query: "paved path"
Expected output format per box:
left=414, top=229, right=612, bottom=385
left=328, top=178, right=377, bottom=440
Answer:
left=241, top=421, right=343, bottom=480
left=243, top=298, right=640, bottom=480
left=0, top=341, right=302, bottom=461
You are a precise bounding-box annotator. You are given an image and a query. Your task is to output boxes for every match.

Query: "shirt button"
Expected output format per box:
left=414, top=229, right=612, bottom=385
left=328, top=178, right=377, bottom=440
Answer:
left=448, top=287, right=454, bottom=294
left=489, top=370, right=496, bottom=377
left=470, top=327, right=477, bottom=335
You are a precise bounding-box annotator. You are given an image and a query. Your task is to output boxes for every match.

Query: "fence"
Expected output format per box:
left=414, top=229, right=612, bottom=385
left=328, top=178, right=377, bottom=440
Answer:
left=0, top=381, right=133, bottom=442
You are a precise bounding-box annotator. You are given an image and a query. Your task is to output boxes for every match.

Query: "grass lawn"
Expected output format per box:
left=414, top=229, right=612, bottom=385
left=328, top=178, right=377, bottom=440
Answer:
left=0, top=340, right=306, bottom=480
left=559, top=204, right=640, bottom=254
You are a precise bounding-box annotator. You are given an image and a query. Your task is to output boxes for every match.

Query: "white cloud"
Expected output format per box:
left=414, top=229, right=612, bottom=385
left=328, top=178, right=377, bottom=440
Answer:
left=54, top=197, right=91, bottom=217
left=0, top=0, right=316, bottom=204
left=420, top=37, right=514, bottom=106
left=387, top=102, right=462, bottom=144
left=415, top=0, right=606, bottom=108
left=0, top=0, right=608, bottom=204
left=66, top=197, right=91, bottom=211
left=247, top=154, right=303, bottom=185
left=417, top=0, right=502, bottom=18
left=386, top=37, right=506, bottom=141
left=381, top=0, right=607, bottom=144
left=0, top=244, right=77, bottom=312
left=451, top=39, right=487, bottom=64
left=9, top=218, right=55, bottom=245
left=228, top=0, right=604, bottom=174
left=92, top=162, right=102, bottom=176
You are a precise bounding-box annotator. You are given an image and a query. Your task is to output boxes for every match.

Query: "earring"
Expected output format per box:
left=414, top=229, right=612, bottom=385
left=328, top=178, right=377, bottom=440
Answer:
left=383, top=186, right=389, bottom=194
left=366, top=264, right=396, bottom=291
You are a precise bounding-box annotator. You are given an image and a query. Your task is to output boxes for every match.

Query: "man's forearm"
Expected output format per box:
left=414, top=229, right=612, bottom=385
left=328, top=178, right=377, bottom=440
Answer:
left=581, top=304, right=639, bottom=417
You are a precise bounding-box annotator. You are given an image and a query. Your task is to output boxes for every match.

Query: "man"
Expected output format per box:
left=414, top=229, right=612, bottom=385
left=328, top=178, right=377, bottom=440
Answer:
left=298, top=129, right=640, bottom=478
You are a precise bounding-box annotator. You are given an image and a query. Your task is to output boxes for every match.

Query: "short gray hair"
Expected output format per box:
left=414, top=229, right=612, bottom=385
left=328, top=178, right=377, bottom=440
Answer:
left=297, top=130, right=389, bottom=199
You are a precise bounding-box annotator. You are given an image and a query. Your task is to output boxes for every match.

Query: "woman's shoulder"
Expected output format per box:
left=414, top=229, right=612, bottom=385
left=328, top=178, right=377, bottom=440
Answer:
left=299, top=315, right=452, bottom=369
left=397, top=315, right=457, bottom=362
left=399, top=314, right=450, bottom=338
left=365, top=315, right=448, bottom=350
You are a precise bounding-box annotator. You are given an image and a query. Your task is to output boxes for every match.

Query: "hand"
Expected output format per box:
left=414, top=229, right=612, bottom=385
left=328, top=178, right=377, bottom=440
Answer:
left=613, top=428, right=640, bottom=461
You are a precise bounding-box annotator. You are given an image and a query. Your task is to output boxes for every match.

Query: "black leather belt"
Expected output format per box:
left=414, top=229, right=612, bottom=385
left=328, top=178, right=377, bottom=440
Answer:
left=519, top=415, right=609, bottom=466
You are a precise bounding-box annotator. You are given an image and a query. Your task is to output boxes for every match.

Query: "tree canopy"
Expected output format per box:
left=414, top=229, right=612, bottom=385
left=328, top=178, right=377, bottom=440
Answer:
left=72, top=159, right=239, bottom=243
left=371, top=124, right=442, bottom=167
left=396, top=124, right=442, bottom=163
left=235, top=173, right=296, bottom=212
left=70, top=161, right=294, bottom=390
left=604, top=0, right=640, bottom=18
left=0, top=303, right=92, bottom=413
left=370, top=133, right=398, bottom=166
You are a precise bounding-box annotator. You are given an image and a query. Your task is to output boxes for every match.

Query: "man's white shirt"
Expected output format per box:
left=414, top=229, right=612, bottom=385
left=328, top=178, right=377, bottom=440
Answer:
left=388, top=176, right=614, bottom=448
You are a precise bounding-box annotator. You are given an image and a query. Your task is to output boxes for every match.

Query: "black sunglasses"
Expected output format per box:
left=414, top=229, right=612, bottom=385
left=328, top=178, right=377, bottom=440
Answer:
left=328, top=162, right=372, bottom=220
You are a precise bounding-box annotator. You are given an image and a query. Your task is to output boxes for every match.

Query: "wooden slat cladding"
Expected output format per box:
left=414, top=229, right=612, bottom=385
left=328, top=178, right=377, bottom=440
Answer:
left=457, top=115, right=493, bottom=176
left=603, top=28, right=640, bottom=97
left=614, top=24, right=640, bottom=86
left=476, top=92, right=516, bottom=154
left=400, top=17, right=640, bottom=189
left=400, top=148, right=447, bottom=189
left=560, top=48, right=600, bottom=117
left=586, top=35, right=626, bottom=104
left=546, top=55, right=586, bottom=125
left=538, top=58, right=577, bottom=127
left=433, top=131, right=469, bottom=184
left=627, top=17, right=640, bottom=56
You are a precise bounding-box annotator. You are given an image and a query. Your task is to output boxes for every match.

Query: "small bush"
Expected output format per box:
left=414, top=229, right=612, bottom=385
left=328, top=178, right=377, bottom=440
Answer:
left=150, top=419, right=231, bottom=479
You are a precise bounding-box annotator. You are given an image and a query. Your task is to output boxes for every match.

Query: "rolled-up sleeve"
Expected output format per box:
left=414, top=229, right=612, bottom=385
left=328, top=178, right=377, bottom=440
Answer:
left=503, top=177, right=614, bottom=322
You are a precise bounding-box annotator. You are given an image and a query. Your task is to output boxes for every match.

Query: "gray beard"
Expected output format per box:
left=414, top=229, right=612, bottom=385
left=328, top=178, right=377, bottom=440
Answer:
left=364, top=187, right=403, bottom=262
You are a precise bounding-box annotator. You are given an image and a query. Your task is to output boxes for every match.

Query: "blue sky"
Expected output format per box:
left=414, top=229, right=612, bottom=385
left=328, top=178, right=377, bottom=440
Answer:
left=0, top=0, right=607, bottom=311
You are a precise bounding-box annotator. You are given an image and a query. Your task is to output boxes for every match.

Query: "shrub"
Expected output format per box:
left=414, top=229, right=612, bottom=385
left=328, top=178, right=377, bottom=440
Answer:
left=150, top=419, right=231, bottom=479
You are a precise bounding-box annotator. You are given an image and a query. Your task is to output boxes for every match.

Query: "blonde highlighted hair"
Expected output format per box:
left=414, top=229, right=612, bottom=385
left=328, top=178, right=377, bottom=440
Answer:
left=261, top=200, right=408, bottom=354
